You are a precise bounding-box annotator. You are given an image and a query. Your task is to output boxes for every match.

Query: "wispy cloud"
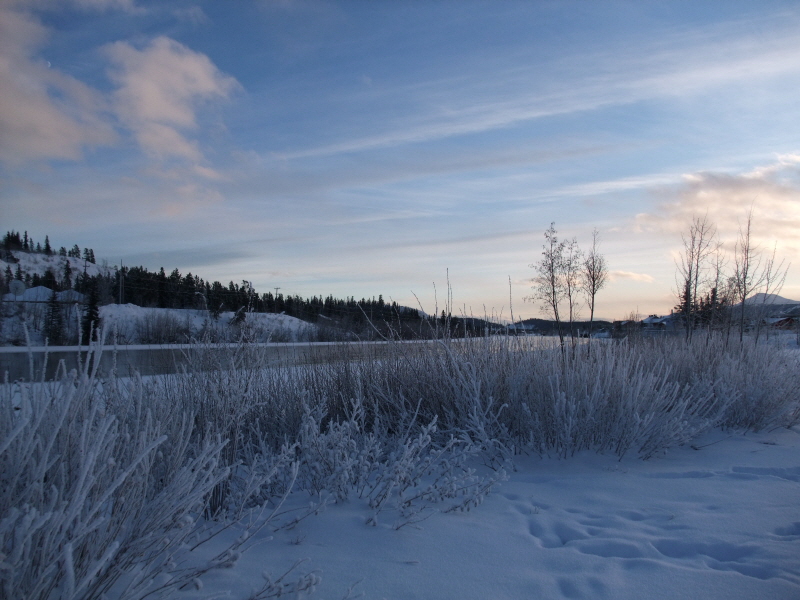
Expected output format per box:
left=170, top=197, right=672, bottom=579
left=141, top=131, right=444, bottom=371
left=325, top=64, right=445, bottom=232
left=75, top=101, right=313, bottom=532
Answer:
left=273, top=17, right=800, bottom=160
left=105, top=36, right=239, bottom=164
left=0, top=2, right=233, bottom=171
left=70, top=0, right=139, bottom=11
left=0, top=4, right=116, bottom=164
left=609, top=271, right=656, bottom=284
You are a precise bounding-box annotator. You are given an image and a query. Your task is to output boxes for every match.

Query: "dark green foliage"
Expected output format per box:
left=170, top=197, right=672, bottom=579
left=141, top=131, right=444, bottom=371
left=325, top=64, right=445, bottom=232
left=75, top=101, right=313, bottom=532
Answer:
left=3, top=230, right=23, bottom=252
left=40, top=268, right=59, bottom=291
left=63, top=260, right=72, bottom=289
left=81, top=281, right=101, bottom=343
left=44, top=291, right=65, bottom=346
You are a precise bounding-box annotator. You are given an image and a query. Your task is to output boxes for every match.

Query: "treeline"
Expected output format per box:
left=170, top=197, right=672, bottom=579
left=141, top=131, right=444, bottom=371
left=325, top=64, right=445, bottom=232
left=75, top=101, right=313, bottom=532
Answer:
left=2, top=231, right=488, bottom=339
left=3, top=230, right=95, bottom=263
left=671, top=210, right=791, bottom=343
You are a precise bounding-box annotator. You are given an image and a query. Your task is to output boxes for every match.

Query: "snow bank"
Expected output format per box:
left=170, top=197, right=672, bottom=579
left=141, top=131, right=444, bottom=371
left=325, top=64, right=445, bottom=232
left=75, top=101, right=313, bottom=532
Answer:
left=197, top=426, right=800, bottom=600
left=100, top=304, right=317, bottom=343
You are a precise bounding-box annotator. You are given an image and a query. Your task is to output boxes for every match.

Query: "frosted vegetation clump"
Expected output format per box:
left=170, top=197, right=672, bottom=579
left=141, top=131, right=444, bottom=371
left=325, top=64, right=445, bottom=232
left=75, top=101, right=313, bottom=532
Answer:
left=1, top=333, right=798, bottom=598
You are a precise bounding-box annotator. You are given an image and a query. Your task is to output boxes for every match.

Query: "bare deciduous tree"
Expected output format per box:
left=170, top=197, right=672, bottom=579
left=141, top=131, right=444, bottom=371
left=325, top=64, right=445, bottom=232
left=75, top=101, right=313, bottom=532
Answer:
left=562, top=237, right=583, bottom=344
left=530, top=222, right=566, bottom=347
left=675, top=215, right=716, bottom=340
left=733, top=209, right=767, bottom=342
left=753, top=242, right=790, bottom=343
left=582, top=228, right=608, bottom=341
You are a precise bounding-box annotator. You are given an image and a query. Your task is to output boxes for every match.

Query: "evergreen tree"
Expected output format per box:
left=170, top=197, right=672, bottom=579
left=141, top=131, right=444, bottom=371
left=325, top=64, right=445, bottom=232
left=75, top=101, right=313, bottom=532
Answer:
left=44, top=235, right=52, bottom=255
left=44, top=290, right=65, bottom=345
left=23, top=231, right=29, bottom=251
left=63, top=260, right=72, bottom=289
left=81, top=279, right=101, bottom=343
left=41, top=268, right=58, bottom=291
left=59, top=246, right=67, bottom=257
left=3, top=231, right=22, bottom=251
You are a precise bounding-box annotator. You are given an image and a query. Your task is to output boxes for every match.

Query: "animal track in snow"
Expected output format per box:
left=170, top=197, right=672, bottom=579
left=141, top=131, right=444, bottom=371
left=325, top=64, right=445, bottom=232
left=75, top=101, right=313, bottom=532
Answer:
left=729, top=466, right=800, bottom=482
left=518, top=501, right=793, bottom=584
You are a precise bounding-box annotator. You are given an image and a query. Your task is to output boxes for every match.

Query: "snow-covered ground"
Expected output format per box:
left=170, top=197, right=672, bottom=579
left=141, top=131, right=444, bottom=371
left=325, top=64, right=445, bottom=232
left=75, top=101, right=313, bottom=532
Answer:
left=100, top=304, right=316, bottom=343
left=191, top=426, right=800, bottom=600
left=0, top=302, right=317, bottom=345
left=0, top=249, right=113, bottom=281
left=2, top=330, right=798, bottom=600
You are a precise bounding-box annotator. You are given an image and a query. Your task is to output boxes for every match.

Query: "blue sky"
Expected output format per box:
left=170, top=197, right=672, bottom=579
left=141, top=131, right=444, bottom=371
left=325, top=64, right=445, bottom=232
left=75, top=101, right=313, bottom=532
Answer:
left=2, top=0, right=799, bottom=320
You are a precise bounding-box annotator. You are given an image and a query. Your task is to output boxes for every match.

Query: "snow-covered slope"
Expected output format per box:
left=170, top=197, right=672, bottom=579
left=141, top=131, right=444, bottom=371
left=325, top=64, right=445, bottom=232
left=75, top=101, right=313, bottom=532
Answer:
left=0, top=250, right=113, bottom=286
left=189, top=425, right=800, bottom=600
left=743, top=293, right=800, bottom=305
left=100, top=304, right=316, bottom=343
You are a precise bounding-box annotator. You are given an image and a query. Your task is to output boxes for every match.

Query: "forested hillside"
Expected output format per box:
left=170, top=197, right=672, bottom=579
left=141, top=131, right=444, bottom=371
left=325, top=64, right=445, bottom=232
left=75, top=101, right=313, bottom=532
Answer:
left=1, top=230, right=487, bottom=342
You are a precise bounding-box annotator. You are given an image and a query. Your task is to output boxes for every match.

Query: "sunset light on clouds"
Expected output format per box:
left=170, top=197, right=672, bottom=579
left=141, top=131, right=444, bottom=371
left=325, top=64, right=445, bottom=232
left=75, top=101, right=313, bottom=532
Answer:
left=2, top=0, right=800, bottom=320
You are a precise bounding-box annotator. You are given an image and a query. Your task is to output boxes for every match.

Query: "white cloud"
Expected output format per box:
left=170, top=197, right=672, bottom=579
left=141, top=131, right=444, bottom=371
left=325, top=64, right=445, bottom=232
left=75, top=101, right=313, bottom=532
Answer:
left=635, top=157, right=800, bottom=251
left=105, top=36, right=239, bottom=163
left=0, top=3, right=116, bottom=164
left=609, top=270, right=655, bottom=284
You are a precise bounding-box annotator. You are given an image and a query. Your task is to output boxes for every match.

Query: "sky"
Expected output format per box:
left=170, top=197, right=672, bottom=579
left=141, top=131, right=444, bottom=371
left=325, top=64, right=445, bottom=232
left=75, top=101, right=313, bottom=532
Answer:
left=2, top=0, right=800, bottom=321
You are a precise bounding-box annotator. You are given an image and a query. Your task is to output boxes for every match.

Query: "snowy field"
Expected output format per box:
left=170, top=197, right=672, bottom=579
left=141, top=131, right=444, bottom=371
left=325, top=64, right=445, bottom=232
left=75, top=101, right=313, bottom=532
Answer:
left=2, top=335, right=798, bottom=600
left=194, top=426, right=800, bottom=600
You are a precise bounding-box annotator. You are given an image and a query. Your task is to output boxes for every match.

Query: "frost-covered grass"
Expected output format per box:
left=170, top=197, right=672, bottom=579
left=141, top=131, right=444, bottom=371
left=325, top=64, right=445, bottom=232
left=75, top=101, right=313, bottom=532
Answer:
left=1, top=334, right=798, bottom=599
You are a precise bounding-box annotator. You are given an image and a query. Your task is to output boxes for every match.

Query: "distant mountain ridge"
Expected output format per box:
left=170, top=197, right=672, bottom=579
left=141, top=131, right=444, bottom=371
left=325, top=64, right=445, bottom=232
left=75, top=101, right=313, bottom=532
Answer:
left=745, top=293, right=800, bottom=305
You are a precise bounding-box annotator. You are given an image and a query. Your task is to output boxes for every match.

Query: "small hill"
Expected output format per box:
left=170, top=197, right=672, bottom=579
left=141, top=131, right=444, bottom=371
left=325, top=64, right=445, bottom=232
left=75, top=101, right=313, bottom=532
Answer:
left=1, top=250, right=113, bottom=279
left=745, top=293, right=800, bottom=305
left=512, top=318, right=612, bottom=334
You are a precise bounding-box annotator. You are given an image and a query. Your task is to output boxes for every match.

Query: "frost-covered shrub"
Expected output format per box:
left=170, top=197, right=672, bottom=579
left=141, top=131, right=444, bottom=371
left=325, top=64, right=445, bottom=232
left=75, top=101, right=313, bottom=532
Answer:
left=135, top=311, right=191, bottom=344
left=293, top=334, right=798, bottom=460
left=704, top=341, right=799, bottom=430
left=0, top=363, right=228, bottom=599
left=3, top=331, right=797, bottom=599
left=0, top=346, right=313, bottom=600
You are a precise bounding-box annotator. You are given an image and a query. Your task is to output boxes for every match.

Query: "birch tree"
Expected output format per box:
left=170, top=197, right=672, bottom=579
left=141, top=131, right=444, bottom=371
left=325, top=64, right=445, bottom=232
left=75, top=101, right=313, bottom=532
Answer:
left=531, top=222, right=566, bottom=347
left=733, top=209, right=766, bottom=342
left=582, top=228, right=608, bottom=339
left=675, top=215, right=716, bottom=340
left=753, top=242, right=789, bottom=343
left=562, top=237, right=583, bottom=343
